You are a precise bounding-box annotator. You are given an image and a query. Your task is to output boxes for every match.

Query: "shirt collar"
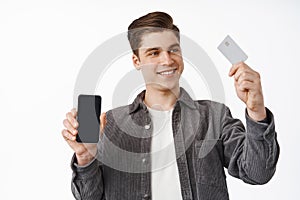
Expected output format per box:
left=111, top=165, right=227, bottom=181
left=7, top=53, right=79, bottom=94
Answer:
left=129, top=87, right=197, bottom=114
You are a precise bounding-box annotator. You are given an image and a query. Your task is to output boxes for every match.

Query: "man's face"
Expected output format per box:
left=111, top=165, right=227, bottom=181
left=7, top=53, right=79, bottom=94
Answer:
left=132, top=30, right=184, bottom=92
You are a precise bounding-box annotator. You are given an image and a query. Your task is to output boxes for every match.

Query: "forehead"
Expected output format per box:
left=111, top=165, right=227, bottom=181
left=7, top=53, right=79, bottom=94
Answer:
left=139, top=31, right=179, bottom=49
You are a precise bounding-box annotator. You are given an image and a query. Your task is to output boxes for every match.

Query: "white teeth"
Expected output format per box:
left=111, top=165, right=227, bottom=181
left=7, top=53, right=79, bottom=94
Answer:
left=159, top=70, right=175, bottom=75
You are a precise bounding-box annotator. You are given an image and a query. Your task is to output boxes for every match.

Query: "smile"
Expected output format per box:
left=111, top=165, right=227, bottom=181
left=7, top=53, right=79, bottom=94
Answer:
left=157, top=69, right=177, bottom=76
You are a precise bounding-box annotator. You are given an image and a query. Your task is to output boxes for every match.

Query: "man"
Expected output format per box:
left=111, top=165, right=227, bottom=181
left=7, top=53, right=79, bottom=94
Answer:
left=62, top=11, right=279, bottom=200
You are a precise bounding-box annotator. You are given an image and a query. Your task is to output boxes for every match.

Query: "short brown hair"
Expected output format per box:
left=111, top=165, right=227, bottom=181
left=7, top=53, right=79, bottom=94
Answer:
left=127, top=11, right=180, bottom=57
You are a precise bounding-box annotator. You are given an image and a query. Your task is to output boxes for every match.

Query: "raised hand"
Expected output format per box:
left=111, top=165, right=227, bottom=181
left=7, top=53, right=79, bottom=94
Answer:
left=229, top=62, right=267, bottom=121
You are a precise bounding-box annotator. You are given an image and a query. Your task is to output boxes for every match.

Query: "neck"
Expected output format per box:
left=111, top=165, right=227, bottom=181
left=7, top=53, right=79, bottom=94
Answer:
left=144, top=86, right=180, bottom=111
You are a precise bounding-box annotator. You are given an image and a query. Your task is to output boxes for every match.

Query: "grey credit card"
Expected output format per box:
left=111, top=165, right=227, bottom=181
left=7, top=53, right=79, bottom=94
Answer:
left=217, top=35, right=248, bottom=64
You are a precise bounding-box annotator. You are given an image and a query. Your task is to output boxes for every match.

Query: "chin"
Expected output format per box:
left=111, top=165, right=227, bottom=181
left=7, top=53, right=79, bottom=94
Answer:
left=156, top=82, right=179, bottom=93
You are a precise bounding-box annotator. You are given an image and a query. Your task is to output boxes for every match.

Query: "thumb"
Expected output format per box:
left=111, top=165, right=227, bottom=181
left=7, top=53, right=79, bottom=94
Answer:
left=229, top=62, right=243, bottom=77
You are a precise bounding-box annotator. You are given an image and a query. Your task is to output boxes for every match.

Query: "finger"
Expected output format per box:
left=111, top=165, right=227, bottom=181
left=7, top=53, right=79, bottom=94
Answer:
left=66, top=112, right=78, bottom=128
left=229, top=62, right=244, bottom=77
left=100, top=112, right=106, bottom=123
left=62, top=129, right=76, bottom=141
left=234, top=67, right=259, bottom=82
left=63, top=119, right=78, bottom=135
left=100, top=112, right=106, bottom=133
left=71, top=108, right=77, bottom=117
left=234, top=71, right=256, bottom=84
left=235, top=80, right=256, bottom=92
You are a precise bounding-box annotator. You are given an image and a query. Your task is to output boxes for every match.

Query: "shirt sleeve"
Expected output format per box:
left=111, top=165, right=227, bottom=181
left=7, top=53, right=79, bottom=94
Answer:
left=221, top=106, right=280, bottom=184
left=70, top=152, right=104, bottom=200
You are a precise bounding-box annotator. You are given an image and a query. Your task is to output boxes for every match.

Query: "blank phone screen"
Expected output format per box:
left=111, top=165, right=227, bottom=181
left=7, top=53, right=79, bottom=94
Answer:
left=76, top=95, right=101, bottom=143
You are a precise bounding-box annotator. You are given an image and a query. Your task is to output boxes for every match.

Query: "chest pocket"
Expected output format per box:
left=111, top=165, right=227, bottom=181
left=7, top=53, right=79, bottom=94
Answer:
left=194, top=139, right=227, bottom=187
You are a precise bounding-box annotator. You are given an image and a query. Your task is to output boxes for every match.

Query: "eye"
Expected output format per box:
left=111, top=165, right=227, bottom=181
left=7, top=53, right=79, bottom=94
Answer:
left=169, top=48, right=180, bottom=53
left=148, top=51, right=159, bottom=56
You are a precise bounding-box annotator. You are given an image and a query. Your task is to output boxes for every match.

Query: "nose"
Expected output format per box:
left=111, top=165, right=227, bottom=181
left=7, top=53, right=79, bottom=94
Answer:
left=160, top=51, right=174, bottom=66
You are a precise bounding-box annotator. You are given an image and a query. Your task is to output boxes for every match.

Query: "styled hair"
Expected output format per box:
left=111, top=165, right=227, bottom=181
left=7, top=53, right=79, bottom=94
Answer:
left=127, top=11, right=180, bottom=57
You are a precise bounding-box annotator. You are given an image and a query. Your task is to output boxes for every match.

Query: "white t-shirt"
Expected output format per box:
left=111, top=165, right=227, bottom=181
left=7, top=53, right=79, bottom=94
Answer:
left=148, top=107, right=182, bottom=200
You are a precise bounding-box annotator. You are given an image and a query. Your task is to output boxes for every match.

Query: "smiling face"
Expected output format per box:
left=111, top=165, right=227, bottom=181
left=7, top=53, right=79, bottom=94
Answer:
left=132, top=30, right=184, bottom=93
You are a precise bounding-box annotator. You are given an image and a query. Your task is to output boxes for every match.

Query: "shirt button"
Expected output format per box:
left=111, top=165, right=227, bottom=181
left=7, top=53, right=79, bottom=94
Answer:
left=143, top=194, right=150, bottom=199
left=144, top=124, right=151, bottom=130
left=142, top=158, right=146, bottom=163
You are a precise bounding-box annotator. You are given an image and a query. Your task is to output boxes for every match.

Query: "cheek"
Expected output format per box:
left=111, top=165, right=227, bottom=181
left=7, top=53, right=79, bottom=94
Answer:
left=140, top=64, right=158, bottom=79
left=141, top=62, right=157, bottom=71
left=177, top=59, right=184, bottom=72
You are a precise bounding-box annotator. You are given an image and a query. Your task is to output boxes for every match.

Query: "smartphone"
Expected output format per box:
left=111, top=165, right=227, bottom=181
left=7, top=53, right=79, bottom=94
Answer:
left=76, top=94, right=102, bottom=143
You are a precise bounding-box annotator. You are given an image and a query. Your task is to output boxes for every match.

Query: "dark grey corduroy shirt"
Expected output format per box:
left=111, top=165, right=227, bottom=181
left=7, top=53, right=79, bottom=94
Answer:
left=70, top=87, right=279, bottom=200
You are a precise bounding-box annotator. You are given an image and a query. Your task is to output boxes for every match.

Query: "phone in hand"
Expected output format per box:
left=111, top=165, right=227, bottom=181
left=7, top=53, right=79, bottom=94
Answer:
left=76, top=94, right=102, bottom=143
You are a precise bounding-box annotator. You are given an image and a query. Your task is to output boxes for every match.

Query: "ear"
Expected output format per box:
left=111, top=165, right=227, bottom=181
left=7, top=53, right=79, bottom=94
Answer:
left=132, top=54, right=141, bottom=70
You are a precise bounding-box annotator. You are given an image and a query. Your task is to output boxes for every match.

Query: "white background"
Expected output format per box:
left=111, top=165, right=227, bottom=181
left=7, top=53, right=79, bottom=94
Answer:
left=0, top=0, right=299, bottom=199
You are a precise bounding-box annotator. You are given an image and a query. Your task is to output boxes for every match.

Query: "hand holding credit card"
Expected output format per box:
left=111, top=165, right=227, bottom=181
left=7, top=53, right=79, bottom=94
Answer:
left=218, top=35, right=248, bottom=64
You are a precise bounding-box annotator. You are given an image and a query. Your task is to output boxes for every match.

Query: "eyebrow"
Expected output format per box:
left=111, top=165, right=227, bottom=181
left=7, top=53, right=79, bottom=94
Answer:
left=144, top=47, right=161, bottom=54
left=168, top=43, right=181, bottom=50
left=142, top=43, right=181, bottom=54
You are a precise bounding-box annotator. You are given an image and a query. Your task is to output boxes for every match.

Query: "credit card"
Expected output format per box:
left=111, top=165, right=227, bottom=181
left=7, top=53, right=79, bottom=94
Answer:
left=217, top=35, right=248, bottom=64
